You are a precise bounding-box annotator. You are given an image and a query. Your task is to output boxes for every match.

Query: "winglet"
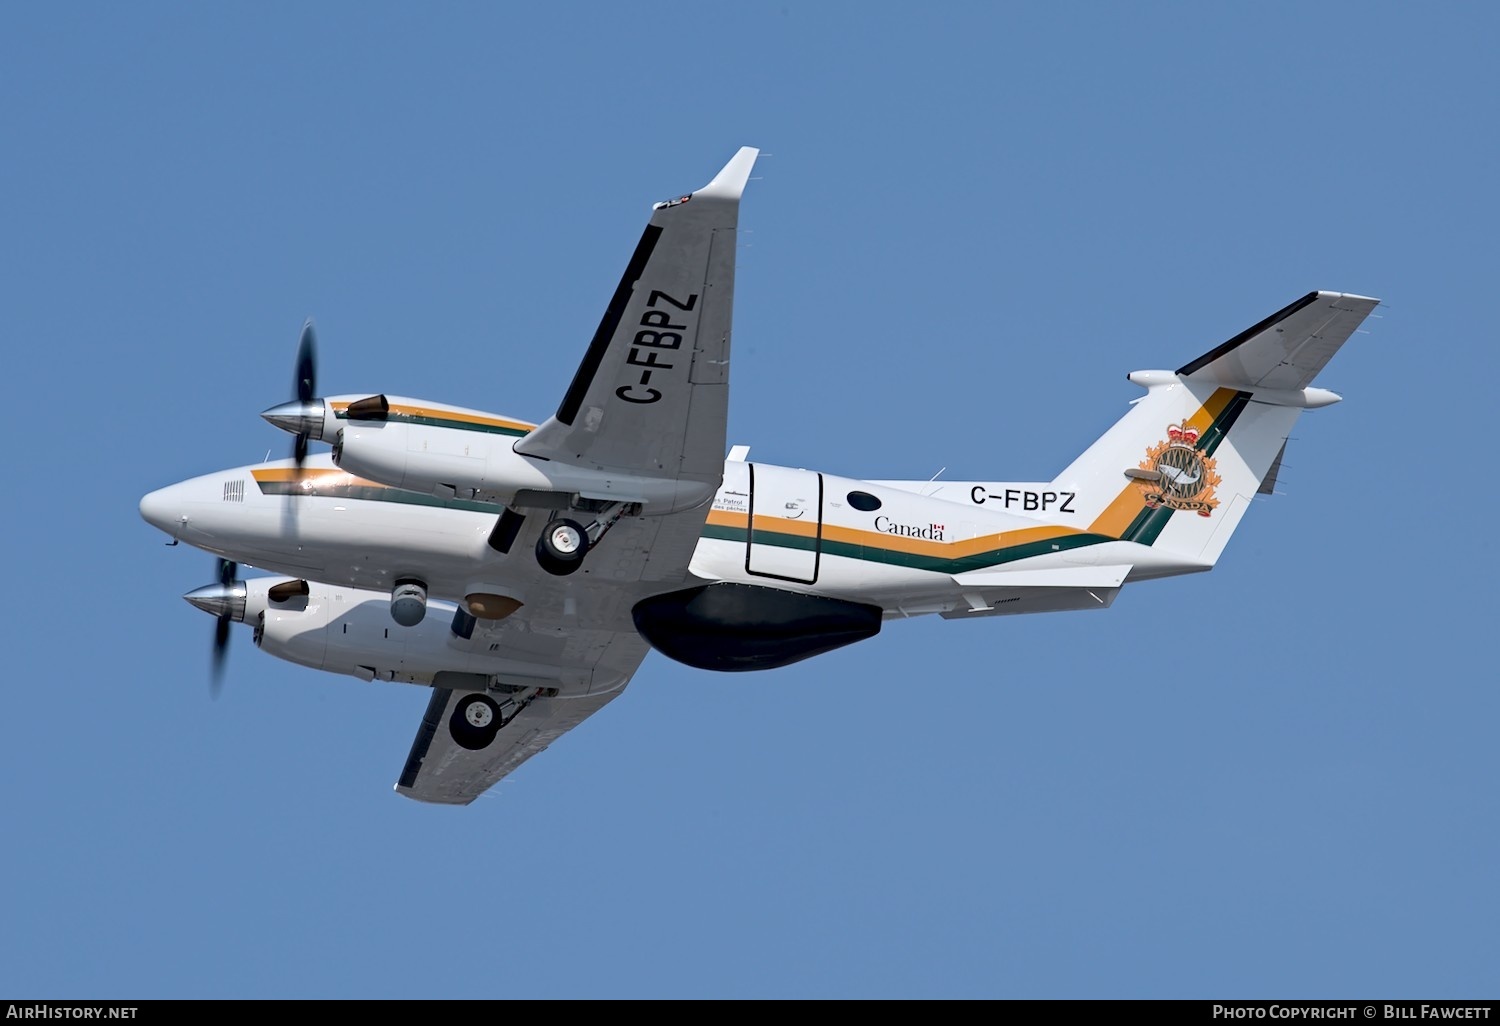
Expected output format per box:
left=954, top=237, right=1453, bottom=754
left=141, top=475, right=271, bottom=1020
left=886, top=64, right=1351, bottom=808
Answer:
left=692, top=146, right=760, bottom=202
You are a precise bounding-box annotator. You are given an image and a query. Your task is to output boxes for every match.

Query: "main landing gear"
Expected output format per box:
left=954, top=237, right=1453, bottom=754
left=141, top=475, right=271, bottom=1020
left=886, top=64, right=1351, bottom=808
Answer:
left=534, top=501, right=638, bottom=577
left=447, top=686, right=557, bottom=751
left=449, top=693, right=502, bottom=751
left=536, top=518, right=589, bottom=576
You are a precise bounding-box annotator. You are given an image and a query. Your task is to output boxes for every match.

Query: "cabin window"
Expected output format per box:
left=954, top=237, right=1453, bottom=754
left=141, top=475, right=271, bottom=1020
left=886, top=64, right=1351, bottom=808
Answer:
left=846, top=491, right=882, bottom=512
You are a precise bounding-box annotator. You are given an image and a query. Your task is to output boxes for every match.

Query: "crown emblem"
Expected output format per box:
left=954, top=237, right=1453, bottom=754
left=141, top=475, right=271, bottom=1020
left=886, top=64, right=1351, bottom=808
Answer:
left=1136, top=420, right=1221, bottom=516
left=1165, top=422, right=1200, bottom=446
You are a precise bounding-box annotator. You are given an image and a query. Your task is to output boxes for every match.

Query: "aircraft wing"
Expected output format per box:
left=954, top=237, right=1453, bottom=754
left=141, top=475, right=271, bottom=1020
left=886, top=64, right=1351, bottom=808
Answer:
left=395, top=630, right=652, bottom=806
left=397, top=149, right=761, bottom=805
left=514, top=146, right=758, bottom=497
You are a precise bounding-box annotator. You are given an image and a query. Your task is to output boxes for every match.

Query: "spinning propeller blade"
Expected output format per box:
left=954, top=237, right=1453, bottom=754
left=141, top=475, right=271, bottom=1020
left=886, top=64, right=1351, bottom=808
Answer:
left=183, top=559, right=250, bottom=699
left=292, top=320, right=317, bottom=468
left=209, top=557, right=238, bottom=698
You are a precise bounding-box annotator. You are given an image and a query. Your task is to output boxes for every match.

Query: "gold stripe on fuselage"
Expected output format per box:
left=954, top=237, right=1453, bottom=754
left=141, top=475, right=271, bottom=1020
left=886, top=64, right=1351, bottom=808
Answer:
left=710, top=387, right=1240, bottom=558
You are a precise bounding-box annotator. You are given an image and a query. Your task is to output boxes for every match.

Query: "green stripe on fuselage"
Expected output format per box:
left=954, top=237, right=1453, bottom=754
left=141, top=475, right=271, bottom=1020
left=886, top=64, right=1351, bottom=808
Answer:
left=707, top=522, right=1116, bottom=574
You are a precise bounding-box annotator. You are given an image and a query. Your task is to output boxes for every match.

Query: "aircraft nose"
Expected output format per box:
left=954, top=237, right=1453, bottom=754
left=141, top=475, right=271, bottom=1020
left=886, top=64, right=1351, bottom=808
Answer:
left=139, top=484, right=186, bottom=536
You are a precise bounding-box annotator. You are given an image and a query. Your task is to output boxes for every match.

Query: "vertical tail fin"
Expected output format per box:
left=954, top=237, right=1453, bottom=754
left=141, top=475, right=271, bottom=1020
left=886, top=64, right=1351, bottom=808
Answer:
left=1055, top=291, right=1378, bottom=566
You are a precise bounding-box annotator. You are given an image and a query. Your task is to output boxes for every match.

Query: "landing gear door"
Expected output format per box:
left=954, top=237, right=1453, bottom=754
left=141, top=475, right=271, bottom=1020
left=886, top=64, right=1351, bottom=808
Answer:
left=747, top=464, right=822, bottom=584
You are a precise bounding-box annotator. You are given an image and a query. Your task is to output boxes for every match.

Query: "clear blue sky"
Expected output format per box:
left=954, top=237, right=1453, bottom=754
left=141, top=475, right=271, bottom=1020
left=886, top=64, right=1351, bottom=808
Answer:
left=4, top=1, right=1496, bottom=999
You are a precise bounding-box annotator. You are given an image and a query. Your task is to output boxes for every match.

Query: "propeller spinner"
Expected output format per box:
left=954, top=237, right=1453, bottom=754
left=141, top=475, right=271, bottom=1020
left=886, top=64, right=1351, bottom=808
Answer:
left=184, top=558, right=244, bottom=699
left=261, top=319, right=352, bottom=460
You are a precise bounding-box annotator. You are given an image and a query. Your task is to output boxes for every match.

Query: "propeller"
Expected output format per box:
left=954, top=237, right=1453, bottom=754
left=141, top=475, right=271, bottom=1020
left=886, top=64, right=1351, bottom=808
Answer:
left=208, top=557, right=238, bottom=698
left=292, top=319, right=318, bottom=468
left=183, top=557, right=243, bottom=699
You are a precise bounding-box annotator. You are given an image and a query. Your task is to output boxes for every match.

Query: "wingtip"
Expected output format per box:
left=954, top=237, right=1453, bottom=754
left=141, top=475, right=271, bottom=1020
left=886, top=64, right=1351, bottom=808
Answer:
left=696, top=146, right=760, bottom=201
left=1319, top=290, right=1382, bottom=306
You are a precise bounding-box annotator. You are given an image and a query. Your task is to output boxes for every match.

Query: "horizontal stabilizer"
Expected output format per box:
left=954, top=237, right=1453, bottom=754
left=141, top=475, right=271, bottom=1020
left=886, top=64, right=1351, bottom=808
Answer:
left=952, top=564, right=1132, bottom=590
left=1177, top=291, right=1379, bottom=392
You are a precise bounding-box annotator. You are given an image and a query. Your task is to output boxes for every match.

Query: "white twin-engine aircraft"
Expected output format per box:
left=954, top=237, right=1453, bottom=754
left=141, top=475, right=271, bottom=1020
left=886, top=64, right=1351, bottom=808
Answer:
left=140, top=146, right=1379, bottom=805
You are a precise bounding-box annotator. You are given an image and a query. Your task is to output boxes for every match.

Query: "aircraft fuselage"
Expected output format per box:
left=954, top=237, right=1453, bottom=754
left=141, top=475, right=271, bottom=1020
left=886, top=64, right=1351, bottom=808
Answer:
left=141, top=452, right=1201, bottom=637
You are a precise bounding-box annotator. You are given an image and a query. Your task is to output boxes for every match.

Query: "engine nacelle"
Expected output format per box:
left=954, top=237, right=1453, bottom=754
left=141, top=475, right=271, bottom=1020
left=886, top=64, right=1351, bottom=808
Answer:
left=241, top=578, right=599, bottom=691
left=264, top=392, right=716, bottom=513
left=247, top=577, right=442, bottom=683
left=325, top=394, right=714, bottom=512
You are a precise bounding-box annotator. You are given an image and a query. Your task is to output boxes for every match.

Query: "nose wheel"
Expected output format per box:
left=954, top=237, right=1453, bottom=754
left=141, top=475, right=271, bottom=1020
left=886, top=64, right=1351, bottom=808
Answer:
left=536, top=518, right=589, bottom=576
